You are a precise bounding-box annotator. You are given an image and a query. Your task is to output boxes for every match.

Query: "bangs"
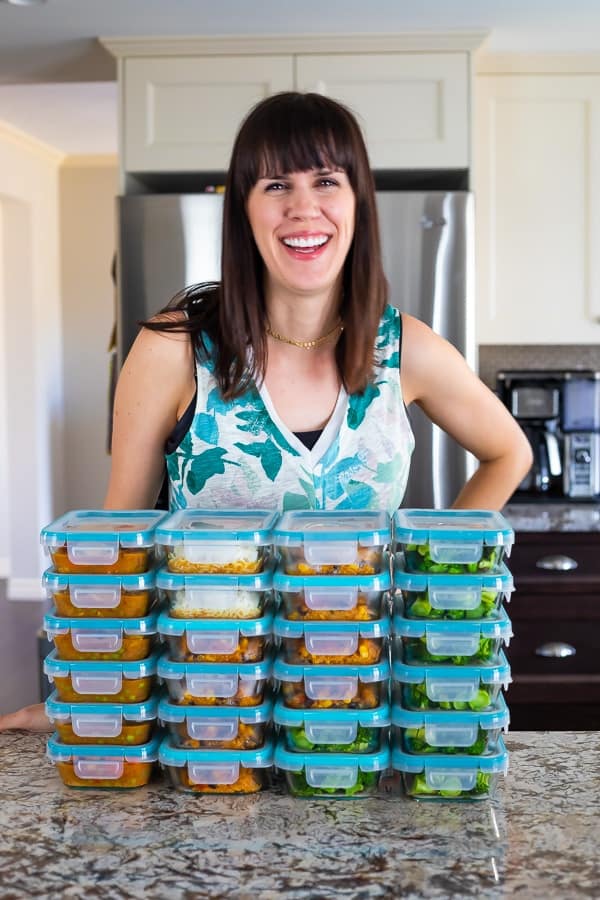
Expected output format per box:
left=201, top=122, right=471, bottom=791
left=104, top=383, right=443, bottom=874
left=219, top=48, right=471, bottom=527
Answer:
left=236, top=94, right=359, bottom=194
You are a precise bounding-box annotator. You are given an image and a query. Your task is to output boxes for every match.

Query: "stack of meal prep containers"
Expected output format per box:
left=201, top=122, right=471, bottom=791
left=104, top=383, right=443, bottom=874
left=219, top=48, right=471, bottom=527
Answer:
left=153, top=510, right=276, bottom=794
left=40, top=510, right=166, bottom=789
left=390, top=509, right=514, bottom=801
left=271, top=511, right=393, bottom=798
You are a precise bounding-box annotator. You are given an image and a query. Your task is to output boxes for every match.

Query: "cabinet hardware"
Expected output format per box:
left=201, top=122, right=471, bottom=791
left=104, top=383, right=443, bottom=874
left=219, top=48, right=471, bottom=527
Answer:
left=535, top=554, right=578, bottom=571
left=535, top=641, right=576, bottom=658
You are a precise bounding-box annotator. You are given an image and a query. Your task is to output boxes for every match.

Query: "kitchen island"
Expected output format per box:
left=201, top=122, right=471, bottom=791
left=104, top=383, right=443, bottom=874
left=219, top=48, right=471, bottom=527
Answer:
left=0, top=731, right=598, bottom=899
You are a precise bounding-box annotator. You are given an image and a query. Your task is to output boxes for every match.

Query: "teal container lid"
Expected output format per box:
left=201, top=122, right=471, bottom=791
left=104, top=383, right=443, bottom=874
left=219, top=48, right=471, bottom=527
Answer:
left=392, top=735, right=509, bottom=774
left=273, top=564, right=391, bottom=592
left=393, top=557, right=514, bottom=593
left=273, top=654, right=390, bottom=683
left=157, top=648, right=273, bottom=680
left=44, top=609, right=159, bottom=635
left=158, top=734, right=274, bottom=767
left=272, top=510, right=391, bottom=546
left=158, top=691, right=273, bottom=723
left=155, top=509, right=278, bottom=545
left=43, top=569, right=157, bottom=590
left=391, top=693, right=510, bottom=730
left=274, top=735, right=390, bottom=772
left=391, top=644, right=512, bottom=686
left=47, top=733, right=161, bottom=761
left=274, top=694, right=390, bottom=728
left=393, top=509, right=514, bottom=547
left=157, top=607, right=273, bottom=636
left=45, top=690, right=158, bottom=721
left=44, top=647, right=159, bottom=678
left=393, top=606, right=513, bottom=639
left=40, top=509, right=167, bottom=548
left=156, top=563, right=274, bottom=591
left=274, top=609, right=390, bottom=638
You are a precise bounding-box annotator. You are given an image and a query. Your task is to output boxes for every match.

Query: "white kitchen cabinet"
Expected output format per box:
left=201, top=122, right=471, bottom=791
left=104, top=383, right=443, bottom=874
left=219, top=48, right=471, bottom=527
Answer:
left=296, top=53, right=469, bottom=169
left=475, top=73, right=600, bottom=344
left=120, top=48, right=471, bottom=175
left=123, top=56, right=294, bottom=172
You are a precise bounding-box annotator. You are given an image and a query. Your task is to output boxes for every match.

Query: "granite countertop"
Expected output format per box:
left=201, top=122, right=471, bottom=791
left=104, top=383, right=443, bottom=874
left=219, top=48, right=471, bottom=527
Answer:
left=503, top=503, right=600, bottom=532
left=1, top=731, right=599, bottom=899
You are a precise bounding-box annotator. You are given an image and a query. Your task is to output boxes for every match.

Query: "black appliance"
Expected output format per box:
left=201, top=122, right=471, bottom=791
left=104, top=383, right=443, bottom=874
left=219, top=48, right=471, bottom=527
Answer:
left=497, top=370, right=600, bottom=501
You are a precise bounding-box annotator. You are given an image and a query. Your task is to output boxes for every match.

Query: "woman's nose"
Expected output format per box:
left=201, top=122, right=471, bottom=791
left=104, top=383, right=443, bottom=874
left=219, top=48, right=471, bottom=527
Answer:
left=286, top=186, right=319, bottom=219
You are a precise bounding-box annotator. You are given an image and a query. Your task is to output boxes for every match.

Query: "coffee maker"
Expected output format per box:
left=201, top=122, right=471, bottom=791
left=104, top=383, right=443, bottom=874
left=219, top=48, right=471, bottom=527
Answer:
left=497, top=370, right=600, bottom=500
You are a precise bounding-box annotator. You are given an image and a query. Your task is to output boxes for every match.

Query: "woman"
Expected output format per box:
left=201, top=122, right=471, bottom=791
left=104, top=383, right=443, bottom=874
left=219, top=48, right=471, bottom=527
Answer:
left=0, top=92, right=532, bottom=732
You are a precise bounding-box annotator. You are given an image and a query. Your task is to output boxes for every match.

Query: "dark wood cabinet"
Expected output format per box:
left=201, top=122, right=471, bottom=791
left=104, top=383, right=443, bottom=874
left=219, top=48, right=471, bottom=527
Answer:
left=506, top=531, right=600, bottom=730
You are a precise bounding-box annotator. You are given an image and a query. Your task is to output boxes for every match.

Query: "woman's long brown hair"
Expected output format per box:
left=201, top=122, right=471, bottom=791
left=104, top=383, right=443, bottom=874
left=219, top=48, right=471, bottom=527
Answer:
left=143, top=91, right=388, bottom=398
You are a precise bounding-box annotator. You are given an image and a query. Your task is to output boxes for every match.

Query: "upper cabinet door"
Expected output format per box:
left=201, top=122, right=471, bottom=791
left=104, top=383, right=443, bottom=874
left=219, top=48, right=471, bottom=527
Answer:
left=296, top=53, right=470, bottom=169
left=123, top=56, right=294, bottom=172
left=475, top=74, right=600, bottom=344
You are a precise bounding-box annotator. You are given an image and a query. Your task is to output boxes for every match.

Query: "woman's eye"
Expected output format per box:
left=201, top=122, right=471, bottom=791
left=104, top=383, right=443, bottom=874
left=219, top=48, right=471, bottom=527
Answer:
left=264, top=181, right=287, bottom=192
left=317, top=177, right=338, bottom=188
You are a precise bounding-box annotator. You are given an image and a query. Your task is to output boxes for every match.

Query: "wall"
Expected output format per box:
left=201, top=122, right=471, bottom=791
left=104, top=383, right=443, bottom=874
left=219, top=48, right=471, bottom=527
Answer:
left=59, top=157, right=118, bottom=511
left=0, top=123, right=64, bottom=599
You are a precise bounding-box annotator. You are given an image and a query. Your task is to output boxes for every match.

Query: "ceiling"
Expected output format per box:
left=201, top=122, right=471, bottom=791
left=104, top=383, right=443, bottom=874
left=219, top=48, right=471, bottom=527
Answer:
left=1, top=0, right=600, bottom=155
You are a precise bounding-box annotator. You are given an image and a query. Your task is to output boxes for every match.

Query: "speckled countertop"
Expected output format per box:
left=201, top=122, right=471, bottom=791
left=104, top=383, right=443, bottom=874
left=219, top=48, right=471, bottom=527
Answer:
left=1, top=731, right=599, bottom=899
left=503, top=502, right=600, bottom=532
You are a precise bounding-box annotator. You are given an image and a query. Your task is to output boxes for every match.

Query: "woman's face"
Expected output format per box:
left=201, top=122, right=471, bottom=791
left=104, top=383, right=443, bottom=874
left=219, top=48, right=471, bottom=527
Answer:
left=245, top=166, right=356, bottom=302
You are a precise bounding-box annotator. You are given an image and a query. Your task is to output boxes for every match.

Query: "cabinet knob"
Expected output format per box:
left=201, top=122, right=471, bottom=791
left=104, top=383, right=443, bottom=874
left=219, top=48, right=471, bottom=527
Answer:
left=535, top=641, right=576, bottom=658
left=535, top=554, right=578, bottom=571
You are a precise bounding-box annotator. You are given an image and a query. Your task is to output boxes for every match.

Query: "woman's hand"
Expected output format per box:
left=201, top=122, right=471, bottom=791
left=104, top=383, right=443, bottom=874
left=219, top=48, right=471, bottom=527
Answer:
left=0, top=703, right=51, bottom=732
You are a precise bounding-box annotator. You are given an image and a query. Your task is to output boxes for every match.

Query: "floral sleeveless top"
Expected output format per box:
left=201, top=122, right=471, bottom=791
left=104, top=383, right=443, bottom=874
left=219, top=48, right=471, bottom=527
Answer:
left=166, top=304, right=414, bottom=514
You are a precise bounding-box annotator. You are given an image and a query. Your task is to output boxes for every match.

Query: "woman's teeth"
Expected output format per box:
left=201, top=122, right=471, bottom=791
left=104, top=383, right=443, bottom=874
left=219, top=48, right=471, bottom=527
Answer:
left=282, top=235, right=329, bottom=249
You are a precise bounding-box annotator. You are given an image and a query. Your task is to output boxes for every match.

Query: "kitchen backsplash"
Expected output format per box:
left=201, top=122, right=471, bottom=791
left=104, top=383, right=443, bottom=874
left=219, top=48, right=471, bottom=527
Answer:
left=478, top=345, right=600, bottom=391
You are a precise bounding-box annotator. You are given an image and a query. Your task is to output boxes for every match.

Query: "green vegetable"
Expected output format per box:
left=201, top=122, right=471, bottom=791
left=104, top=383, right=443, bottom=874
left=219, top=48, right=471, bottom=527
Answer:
left=289, top=769, right=378, bottom=797
left=403, top=726, right=490, bottom=755
left=408, top=770, right=492, bottom=799
left=403, top=683, right=493, bottom=712
left=404, top=544, right=503, bottom=576
left=404, top=634, right=498, bottom=665
left=286, top=725, right=378, bottom=754
left=405, top=585, right=501, bottom=621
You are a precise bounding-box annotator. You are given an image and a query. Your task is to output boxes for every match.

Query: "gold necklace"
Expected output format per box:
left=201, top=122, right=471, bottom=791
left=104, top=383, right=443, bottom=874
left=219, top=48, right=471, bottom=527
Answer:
left=265, top=321, right=344, bottom=350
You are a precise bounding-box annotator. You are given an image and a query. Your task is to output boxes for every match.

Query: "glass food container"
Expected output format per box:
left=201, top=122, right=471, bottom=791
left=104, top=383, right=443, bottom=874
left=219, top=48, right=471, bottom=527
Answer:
left=273, top=510, right=391, bottom=576
left=392, top=642, right=512, bottom=712
left=47, top=733, right=160, bottom=789
left=43, top=569, right=157, bottom=619
left=155, top=509, right=277, bottom=574
left=274, top=694, right=390, bottom=754
left=275, top=735, right=390, bottom=798
left=392, top=692, right=510, bottom=755
left=45, top=691, right=158, bottom=746
left=44, top=650, right=159, bottom=703
left=158, top=692, right=272, bottom=749
left=394, top=557, right=514, bottom=620
left=157, top=606, right=273, bottom=663
left=392, top=735, right=509, bottom=801
left=157, top=650, right=273, bottom=707
left=393, top=509, right=514, bottom=575
left=274, top=611, right=390, bottom=665
left=40, top=509, right=167, bottom=574
left=44, top=610, right=158, bottom=661
left=274, top=564, right=391, bottom=621
left=393, top=607, right=513, bottom=665
left=159, top=736, right=273, bottom=793
left=273, top=655, right=391, bottom=710
left=156, top=564, right=273, bottom=619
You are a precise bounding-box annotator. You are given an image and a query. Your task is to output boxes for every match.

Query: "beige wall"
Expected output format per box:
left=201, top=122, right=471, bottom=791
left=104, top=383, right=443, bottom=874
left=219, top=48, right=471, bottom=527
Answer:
left=59, top=157, right=118, bottom=512
left=0, top=124, right=64, bottom=598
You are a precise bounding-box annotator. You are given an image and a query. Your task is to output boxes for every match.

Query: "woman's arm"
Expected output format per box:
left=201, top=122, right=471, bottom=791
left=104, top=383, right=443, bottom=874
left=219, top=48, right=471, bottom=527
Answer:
left=0, top=704, right=52, bottom=732
left=401, top=314, right=533, bottom=510
left=104, top=322, right=195, bottom=509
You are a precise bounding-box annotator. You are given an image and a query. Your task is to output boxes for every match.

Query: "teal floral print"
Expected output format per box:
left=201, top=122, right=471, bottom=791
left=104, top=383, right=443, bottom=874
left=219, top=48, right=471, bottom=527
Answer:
left=166, top=305, right=414, bottom=513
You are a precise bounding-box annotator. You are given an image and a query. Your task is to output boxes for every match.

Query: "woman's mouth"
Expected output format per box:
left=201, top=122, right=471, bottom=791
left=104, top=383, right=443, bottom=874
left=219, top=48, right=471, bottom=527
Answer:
left=281, top=234, right=331, bottom=257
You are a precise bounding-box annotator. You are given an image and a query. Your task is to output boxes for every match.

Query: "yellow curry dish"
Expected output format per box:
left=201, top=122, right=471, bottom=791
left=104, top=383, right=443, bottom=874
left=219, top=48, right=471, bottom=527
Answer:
left=46, top=734, right=160, bottom=789
left=43, top=570, right=157, bottom=619
left=273, top=656, right=391, bottom=710
left=273, top=565, right=391, bottom=622
left=44, top=650, right=158, bottom=704
left=45, top=691, right=158, bottom=747
left=40, top=510, right=167, bottom=575
left=44, top=610, right=159, bottom=662
left=273, top=611, right=390, bottom=665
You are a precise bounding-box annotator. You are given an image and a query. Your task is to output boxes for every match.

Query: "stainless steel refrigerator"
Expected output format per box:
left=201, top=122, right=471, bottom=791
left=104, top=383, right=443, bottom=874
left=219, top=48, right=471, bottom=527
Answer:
left=117, top=191, right=475, bottom=509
